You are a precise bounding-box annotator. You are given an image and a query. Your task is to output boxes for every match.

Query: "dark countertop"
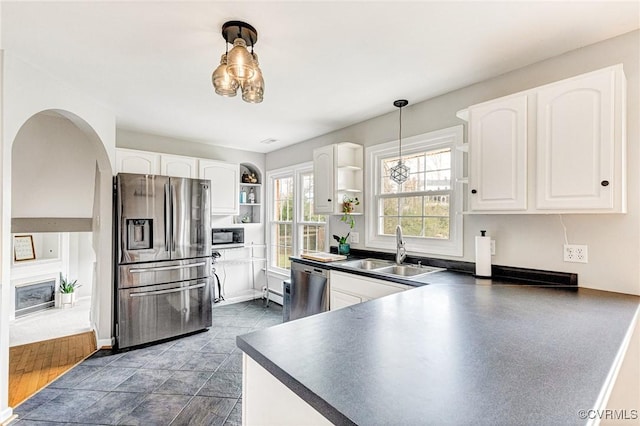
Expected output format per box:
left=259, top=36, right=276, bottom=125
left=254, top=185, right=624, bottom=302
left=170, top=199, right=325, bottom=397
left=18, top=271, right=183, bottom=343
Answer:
left=237, top=268, right=639, bottom=425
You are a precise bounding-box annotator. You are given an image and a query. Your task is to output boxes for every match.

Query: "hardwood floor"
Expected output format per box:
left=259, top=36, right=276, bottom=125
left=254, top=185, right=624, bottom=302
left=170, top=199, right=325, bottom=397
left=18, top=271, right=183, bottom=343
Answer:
left=9, top=331, right=97, bottom=407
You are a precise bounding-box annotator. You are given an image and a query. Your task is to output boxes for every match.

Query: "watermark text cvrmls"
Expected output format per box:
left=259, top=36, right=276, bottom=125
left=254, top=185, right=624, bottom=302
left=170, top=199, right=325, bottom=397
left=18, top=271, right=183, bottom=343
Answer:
left=578, top=409, right=639, bottom=421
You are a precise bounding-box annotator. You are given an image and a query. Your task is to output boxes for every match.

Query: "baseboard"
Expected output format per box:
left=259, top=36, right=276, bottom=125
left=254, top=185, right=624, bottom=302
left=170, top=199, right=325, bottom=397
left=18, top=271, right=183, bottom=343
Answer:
left=96, top=337, right=114, bottom=349
left=0, top=408, right=15, bottom=425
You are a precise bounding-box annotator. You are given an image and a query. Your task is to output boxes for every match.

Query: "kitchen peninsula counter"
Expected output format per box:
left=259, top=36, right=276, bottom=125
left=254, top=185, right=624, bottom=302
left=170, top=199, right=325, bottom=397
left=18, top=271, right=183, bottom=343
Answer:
left=237, top=279, right=639, bottom=425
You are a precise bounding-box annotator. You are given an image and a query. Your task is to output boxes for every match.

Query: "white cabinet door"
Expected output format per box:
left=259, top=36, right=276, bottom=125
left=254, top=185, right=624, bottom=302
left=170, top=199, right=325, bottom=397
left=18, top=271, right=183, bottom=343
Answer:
left=469, top=95, right=528, bottom=211
left=330, top=290, right=364, bottom=311
left=313, top=145, right=335, bottom=214
left=536, top=66, right=622, bottom=211
left=115, top=149, right=160, bottom=174
left=199, top=160, right=240, bottom=215
left=160, top=154, right=197, bottom=178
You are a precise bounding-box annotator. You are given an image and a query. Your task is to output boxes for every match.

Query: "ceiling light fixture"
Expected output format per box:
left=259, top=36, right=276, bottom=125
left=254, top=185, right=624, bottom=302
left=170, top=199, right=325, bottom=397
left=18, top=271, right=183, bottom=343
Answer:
left=390, top=99, right=409, bottom=184
left=212, top=21, right=264, bottom=103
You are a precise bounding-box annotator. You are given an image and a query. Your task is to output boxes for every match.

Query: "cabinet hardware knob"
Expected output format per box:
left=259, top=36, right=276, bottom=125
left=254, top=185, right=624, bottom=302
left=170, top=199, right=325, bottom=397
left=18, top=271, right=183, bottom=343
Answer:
left=328, top=199, right=332, bottom=202
left=471, top=189, right=477, bottom=194
left=601, top=180, right=610, bottom=187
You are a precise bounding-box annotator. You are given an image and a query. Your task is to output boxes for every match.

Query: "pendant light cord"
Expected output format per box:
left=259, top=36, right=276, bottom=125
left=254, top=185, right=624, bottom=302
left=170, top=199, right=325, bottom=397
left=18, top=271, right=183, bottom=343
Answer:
left=398, top=106, right=403, bottom=161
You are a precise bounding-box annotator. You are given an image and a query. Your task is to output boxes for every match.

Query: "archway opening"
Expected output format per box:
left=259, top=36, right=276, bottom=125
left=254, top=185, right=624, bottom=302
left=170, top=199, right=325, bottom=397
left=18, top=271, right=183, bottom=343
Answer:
left=8, top=109, right=111, bottom=406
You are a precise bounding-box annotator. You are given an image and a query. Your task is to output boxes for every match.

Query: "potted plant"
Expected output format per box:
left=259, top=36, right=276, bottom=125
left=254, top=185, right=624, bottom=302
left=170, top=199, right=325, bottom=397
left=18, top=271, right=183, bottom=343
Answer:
left=333, top=233, right=351, bottom=255
left=341, top=196, right=360, bottom=228
left=59, top=274, right=81, bottom=308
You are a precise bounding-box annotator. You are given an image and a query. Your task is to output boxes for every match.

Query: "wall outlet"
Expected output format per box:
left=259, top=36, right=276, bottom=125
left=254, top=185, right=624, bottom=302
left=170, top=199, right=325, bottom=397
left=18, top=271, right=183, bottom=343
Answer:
left=350, top=232, right=359, bottom=244
left=490, top=240, right=496, bottom=256
left=564, top=244, right=588, bottom=263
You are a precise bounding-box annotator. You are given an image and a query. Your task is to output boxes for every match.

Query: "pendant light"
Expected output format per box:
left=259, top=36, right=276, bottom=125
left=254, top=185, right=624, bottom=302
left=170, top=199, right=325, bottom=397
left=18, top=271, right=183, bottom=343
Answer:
left=212, top=21, right=264, bottom=103
left=390, top=100, right=410, bottom=184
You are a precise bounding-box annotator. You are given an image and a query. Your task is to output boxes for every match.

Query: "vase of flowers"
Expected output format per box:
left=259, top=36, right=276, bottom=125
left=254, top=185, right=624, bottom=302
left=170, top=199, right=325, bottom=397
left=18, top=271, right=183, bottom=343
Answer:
left=341, top=196, right=360, bottom=228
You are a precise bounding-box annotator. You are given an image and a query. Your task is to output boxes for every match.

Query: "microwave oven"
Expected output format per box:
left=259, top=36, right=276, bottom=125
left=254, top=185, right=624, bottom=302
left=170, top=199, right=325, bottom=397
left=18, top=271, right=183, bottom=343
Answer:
left=212, top=227, right=244, bottom=247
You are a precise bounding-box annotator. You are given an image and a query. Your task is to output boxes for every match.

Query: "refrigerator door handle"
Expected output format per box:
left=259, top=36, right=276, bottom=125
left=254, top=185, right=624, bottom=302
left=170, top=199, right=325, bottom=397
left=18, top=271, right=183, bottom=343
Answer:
left=164, top=183, right=171, bottom=252
left=170, top=183, right=177, bottom=252
left=129, top=282, right=207, bottom=298
left=129, top=262, right=207, bottom=273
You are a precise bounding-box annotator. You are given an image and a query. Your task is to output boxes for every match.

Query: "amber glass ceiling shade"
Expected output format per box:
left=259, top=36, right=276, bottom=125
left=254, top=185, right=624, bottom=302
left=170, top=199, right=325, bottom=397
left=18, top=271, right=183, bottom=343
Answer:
left=212, top=21, right=264, bottom=103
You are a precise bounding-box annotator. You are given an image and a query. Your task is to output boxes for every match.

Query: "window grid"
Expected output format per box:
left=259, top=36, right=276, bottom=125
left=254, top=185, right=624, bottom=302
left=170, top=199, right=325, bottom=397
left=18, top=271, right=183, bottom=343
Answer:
left=378, top=148, right=452, bottom=240
left=270, top=176, right=294, bottom=270
left=268, top=167, right=327, bottom=273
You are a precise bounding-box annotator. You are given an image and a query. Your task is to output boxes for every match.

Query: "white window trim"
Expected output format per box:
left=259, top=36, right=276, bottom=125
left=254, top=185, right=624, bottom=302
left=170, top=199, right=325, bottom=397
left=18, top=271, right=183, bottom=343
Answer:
left=365, top=125, right=464, bottom=257
left=266, top=162, right=328, bottom=276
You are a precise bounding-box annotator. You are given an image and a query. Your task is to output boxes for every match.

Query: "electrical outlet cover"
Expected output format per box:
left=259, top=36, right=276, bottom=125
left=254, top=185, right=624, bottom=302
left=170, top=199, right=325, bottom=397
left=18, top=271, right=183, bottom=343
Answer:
left=564, top=244, right=588, bottom=263
left=350, top=232, right=359, bottom=244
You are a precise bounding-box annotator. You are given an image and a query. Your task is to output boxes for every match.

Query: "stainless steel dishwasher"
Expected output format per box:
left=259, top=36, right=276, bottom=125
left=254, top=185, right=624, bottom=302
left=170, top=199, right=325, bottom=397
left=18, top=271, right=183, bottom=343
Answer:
left=284, top=262, right=329, bottom=322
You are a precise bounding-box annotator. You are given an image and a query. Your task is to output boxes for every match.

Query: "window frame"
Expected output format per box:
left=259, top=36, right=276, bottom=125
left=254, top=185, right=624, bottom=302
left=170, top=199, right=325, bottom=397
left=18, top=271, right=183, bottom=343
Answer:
left=266, top=162, right=328, bottom=276
left=365, top=125, right=464, bottom=257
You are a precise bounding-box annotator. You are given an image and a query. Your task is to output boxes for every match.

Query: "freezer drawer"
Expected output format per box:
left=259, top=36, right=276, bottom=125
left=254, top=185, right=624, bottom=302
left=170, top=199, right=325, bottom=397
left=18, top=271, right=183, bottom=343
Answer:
left=118, top=257, right=211, bottom=289
left=117, top=279, right=212, bottom=349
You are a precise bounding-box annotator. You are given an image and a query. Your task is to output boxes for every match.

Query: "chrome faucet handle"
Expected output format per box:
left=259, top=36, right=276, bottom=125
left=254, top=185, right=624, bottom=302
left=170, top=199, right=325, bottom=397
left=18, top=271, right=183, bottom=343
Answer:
left=417, top=260, right=422, bottom=268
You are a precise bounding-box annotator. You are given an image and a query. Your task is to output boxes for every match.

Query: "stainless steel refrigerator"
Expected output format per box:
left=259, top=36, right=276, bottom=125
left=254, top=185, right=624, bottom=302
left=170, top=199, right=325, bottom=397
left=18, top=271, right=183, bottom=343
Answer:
left=114, top=173, right=212, bottom=349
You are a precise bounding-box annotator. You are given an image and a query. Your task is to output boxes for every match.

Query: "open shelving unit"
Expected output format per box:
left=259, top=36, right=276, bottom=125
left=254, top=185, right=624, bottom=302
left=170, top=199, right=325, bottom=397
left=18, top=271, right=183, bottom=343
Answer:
left=237, top=163, right=263, bottom=225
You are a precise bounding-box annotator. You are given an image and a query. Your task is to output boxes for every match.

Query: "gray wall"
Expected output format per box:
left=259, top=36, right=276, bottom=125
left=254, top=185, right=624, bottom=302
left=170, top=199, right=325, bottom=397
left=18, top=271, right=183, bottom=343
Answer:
left=12, top=113, right=97, bottom=219
left=117, top=129, right=266, bottom=171
left=266, top=30, right=640, bottom=295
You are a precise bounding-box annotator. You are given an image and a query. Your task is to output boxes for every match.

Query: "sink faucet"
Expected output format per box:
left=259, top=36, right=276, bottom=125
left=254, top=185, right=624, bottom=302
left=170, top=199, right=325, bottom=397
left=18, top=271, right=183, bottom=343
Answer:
left=396, top=225, right=406, bottom=265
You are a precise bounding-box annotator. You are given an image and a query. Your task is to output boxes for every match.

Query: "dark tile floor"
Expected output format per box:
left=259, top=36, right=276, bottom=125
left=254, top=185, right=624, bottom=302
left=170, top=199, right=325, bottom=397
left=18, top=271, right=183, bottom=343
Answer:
left=12, top=299, right=283, bottom=426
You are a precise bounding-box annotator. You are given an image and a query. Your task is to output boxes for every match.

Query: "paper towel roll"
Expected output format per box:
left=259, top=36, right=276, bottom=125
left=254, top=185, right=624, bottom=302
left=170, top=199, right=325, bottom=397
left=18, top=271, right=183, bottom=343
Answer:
left=475, top=232, right=492, bottom=278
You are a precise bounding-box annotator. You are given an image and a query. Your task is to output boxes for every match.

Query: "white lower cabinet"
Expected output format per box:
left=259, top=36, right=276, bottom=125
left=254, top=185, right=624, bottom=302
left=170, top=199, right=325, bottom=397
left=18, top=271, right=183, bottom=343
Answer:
left=330, top=270, right=410, bottom=310
left=243, top=354, right=331, bottom=425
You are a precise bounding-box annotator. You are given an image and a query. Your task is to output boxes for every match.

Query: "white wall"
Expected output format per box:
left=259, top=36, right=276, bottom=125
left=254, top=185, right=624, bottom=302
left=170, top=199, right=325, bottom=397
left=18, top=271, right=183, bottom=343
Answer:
left=266, top=30, right=640, bottom=296
left=1, top=52, right=116, bottom=420
left=12, top=113, right=97, bottom=218
left=67, top=232, right=94, bottom=300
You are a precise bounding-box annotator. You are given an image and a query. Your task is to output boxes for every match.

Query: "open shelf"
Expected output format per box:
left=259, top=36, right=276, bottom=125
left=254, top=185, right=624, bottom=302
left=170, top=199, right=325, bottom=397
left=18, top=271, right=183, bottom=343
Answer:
left=238, top=163, right=263, bottom=224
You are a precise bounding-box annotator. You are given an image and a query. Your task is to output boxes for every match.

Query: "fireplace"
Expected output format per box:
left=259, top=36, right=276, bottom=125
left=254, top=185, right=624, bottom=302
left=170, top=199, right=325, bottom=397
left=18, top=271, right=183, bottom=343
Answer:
left=15, top=279, right=56, bottom=317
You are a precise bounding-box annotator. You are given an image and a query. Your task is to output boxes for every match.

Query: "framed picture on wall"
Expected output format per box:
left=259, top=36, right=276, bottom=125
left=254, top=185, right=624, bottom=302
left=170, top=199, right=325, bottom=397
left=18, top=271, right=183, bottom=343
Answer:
left=14, top=235, right=36, bottom=261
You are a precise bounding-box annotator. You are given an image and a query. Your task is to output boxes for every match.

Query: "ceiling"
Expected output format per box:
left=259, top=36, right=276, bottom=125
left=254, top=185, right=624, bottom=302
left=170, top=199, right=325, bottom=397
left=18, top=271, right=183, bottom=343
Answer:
left=2, top=1, right=638, bottom=153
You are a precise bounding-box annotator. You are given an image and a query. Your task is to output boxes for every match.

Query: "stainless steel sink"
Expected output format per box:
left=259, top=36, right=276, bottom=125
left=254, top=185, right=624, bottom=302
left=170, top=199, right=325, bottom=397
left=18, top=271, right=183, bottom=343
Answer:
left=341, top=258, right=444, bottom=278
left=341, top=258, right=395, bottom=270
left=375, top=264, right=444, bottom=277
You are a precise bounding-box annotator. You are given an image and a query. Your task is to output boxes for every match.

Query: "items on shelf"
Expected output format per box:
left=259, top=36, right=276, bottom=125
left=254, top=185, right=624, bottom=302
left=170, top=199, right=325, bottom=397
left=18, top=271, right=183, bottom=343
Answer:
left=248, top=188, right=256, bottom=203
left=242, top=172, right=259, bottom=184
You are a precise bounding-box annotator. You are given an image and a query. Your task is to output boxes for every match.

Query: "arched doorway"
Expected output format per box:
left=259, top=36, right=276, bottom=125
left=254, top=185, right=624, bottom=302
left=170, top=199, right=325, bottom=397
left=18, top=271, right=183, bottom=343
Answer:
left=8, top=109, right=113, bottom=406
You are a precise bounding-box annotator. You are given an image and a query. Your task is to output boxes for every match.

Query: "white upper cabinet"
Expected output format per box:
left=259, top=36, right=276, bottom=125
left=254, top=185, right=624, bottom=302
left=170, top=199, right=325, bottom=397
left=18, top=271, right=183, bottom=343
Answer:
left=115, top=149, right=160, bottom=174
left=469, top=95, right=528, bottom=211
left=464, top=64, right=626, bottom=214
left=313, top=143, right=363, bottom=215
left=313, top=145, right=335, bottom=214
left=160, top=154, right=198, bottom=178
left=116, top=148, right=244, bottom=217
left=536, top=65, right=625, bottom=211
left=199, top=159, right=240, bottom=215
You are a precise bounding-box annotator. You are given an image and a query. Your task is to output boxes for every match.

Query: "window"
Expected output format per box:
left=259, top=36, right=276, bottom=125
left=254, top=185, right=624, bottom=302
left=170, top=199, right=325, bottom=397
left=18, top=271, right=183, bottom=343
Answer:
left=267, top=163, right=327, bottom=274
left=366, top=126, right=463, bottom=256
left=271, top=175, right=294, bottom=270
